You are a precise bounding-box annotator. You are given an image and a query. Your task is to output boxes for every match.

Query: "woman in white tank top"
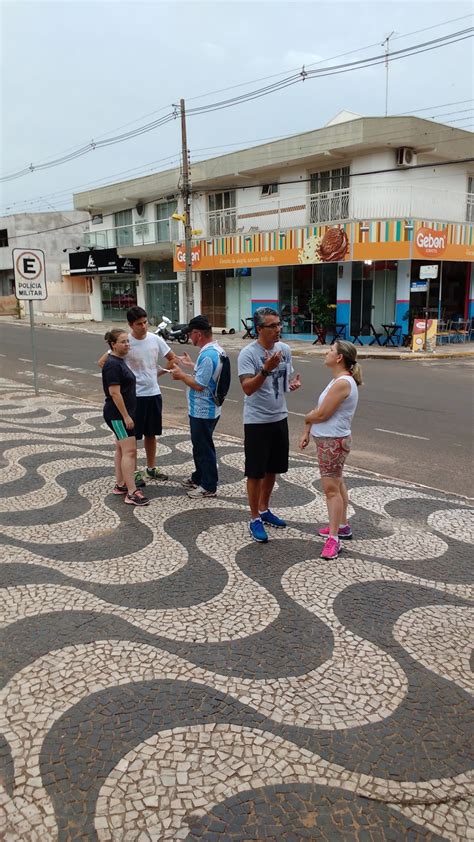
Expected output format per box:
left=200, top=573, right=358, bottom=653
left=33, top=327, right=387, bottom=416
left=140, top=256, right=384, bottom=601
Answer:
left=300, top=340, right=363, bottom=560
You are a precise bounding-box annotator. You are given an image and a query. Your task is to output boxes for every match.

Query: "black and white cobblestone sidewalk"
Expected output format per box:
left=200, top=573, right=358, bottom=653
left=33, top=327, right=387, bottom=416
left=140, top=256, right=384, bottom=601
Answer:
left=0, top=378, right=472, bottom=841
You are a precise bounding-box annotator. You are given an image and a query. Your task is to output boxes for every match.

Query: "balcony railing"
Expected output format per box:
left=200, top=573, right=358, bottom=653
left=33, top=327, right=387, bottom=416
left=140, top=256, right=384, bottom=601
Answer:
left=84, top=185, right=471, bottom=251
left=208, top=208, right=238, bottom=236
left=84, top=218, right=179, bottom=249
left=309, top=189, right=350, bottom=223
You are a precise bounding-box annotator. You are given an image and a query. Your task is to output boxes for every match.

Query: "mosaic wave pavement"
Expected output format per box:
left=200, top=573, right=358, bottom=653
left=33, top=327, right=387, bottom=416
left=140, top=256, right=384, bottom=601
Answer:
left=0, top=378, right=473, bottom=841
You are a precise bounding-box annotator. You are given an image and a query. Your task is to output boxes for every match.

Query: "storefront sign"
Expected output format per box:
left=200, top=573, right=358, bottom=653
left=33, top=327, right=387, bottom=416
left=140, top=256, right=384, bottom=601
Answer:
left=173, top=219, right=474, bottom=272
left=410, top=280, right=428, bottom=293
left=69, top=249, right=140, bottom=276
left=117, top=257, right=140, bottom=274
left=419, top=264, right=439, bottom=279
left=69, top=249, right=118, bottom=275
left=411, top=318, right=437, bottom=352
left=173, top=226, right=351, bottom=272
left=415, top=227, right=447, bottom=257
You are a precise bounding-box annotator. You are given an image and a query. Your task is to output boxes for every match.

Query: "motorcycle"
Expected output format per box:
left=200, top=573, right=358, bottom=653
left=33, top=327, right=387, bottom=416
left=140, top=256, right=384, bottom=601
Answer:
left=155, top=315, right=189, bottom=344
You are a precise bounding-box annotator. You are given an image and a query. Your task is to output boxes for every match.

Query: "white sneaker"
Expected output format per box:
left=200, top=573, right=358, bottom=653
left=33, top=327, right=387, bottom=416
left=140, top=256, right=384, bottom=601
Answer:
left=186, top=486, right=217, bottom=498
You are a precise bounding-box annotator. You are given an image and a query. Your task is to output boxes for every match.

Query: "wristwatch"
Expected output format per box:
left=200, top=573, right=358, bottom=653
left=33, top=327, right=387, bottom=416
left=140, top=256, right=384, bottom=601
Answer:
left=260, top=367, right=271, bottom=377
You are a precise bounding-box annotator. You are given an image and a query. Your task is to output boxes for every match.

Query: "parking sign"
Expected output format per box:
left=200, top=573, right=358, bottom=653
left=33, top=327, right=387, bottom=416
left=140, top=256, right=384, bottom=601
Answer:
left=13, top=248, right=48, bottom=300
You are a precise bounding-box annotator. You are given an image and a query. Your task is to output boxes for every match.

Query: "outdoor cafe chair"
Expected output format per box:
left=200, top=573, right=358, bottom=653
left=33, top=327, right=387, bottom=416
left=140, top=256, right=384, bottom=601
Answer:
left=450, top=319, right=470, bottom=343
left=435, top=320, right=452, bottom=344
left=241, top=317, right=256, bottom=339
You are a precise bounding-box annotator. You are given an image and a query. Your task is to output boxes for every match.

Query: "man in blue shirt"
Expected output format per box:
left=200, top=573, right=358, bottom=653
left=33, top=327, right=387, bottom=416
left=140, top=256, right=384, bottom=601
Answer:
left=170, top=315, right=224, bottom=498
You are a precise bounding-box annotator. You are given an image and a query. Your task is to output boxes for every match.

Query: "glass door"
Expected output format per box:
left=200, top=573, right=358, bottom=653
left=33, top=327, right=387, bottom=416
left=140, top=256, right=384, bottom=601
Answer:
left=350, top=263, right=373, bottom=336
left=372, top=262, right=397, bottom=331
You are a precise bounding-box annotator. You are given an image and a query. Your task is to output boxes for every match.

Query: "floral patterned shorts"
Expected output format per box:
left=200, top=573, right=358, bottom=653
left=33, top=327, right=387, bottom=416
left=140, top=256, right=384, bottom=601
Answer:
left=313, top=435, right=352, bottom=478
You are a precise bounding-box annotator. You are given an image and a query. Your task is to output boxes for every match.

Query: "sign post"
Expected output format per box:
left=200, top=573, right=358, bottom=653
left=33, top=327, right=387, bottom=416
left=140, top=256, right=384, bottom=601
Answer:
left=419, top=265, right=438, bottom=354
left=12, top=248, right=48, bottom=396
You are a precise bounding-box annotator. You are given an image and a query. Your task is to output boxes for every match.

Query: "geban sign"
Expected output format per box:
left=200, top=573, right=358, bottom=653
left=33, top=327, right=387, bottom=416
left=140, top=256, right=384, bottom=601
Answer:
left=13, top=248, right=48, bottom=300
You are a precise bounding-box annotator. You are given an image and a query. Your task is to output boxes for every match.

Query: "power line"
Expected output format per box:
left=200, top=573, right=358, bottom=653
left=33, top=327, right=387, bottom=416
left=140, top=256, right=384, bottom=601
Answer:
left=8, top=155, right=474, bottom=241
left=4, top=106, right=473, bottom=216
left=2, top=27, right=472, bottom=185
left=6, top=12, right=470, bottom=177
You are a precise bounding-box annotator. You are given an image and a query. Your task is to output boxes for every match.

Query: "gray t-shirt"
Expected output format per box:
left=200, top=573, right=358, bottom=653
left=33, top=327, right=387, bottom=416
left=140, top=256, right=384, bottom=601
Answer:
left=238, top=340, right=294, bottom=424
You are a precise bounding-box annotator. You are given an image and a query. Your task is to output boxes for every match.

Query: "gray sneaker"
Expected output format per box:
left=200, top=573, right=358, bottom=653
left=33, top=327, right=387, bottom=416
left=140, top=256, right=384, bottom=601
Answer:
left=186, top=486, right=217, bottom=498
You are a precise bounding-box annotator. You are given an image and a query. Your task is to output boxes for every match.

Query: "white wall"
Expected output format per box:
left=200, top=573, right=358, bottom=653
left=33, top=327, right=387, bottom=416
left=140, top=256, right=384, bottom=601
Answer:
left=351, top=151, right=469, bottom=222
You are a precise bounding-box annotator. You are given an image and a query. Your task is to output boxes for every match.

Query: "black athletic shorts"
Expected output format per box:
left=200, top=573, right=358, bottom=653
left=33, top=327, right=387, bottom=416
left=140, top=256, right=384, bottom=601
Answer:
left=244, top=418, right=289, bottom=479
left=134, top=395, right=163, bottom=440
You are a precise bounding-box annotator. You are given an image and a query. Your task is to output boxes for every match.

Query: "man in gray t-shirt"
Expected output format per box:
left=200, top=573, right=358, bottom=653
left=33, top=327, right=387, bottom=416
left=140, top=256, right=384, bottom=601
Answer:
left=238, top=307, right=301, bottom=543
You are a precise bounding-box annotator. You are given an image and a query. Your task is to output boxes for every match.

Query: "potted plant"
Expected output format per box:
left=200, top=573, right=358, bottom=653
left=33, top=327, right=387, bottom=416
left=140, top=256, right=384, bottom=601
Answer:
left=307, top=293, right=334, bottom=342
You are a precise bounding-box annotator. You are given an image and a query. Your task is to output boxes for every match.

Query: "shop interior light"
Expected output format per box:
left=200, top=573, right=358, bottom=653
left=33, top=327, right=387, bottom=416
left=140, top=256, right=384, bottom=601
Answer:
left=364, top=259, right=373, bottom=266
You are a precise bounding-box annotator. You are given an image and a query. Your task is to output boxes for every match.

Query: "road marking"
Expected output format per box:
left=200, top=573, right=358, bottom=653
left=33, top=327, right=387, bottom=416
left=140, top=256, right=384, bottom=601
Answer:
left=47, top=363, right=101, bottom=377
left=0, top=353, right=6, bottom=357
left=160, top=385, right=185, bottom=393
left=288, top=411, right=307, bottom=417
left=375, top=428, right=429, bottom=441
left=18, top=358, right=32, bottom=362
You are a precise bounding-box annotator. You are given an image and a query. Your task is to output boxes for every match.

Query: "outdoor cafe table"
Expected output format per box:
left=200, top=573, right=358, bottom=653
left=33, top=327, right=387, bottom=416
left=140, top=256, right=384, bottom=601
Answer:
left=312, top=323, right=347, bottom=345
left=381, top=324, right=402, bottom=346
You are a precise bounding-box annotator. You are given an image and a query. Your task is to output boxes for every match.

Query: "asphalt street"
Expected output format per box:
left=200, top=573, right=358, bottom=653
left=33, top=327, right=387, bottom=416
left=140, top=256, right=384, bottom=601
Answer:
left=0, top=321, right=473, bottom=495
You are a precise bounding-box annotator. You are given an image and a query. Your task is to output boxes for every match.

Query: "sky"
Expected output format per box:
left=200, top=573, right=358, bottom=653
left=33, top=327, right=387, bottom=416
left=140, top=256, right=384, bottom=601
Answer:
left=1, top=0, right=473, bottom=215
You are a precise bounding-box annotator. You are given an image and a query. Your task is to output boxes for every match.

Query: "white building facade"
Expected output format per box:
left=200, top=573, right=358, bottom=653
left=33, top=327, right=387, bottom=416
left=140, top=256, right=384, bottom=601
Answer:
left=73, top=116, right=474, bottom=340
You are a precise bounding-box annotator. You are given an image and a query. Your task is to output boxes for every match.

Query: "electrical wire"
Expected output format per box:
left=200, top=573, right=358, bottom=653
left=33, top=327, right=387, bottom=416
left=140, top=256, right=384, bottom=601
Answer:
left=2, top=27, right=472, bottom=184
left=8, top=155, right=474, bottom=241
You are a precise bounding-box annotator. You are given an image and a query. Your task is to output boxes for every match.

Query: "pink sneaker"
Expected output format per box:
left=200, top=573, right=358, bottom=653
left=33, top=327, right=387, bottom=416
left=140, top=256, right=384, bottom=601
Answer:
left=320, top=536, right=342, bottom=560
left=318, top=524, right=352, bottom=540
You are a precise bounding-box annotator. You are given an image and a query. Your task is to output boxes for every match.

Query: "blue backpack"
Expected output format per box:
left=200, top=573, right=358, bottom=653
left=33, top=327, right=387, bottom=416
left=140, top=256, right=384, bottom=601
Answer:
left=212, top=353, right=231, bottom=406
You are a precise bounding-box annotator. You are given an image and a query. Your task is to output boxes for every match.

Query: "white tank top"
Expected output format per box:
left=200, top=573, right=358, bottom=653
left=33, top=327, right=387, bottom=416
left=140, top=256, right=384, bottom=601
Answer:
left=311, top=374, right=358, bottom=438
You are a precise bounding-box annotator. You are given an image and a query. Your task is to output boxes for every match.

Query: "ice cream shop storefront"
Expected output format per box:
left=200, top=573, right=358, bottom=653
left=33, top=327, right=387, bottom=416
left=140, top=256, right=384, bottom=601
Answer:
left=174, top=219, right=473, bottom=342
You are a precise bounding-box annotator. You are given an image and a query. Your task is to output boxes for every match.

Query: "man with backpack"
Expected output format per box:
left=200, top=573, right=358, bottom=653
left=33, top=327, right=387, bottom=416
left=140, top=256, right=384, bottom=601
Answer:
left=170, top=315, right=229, bottom=499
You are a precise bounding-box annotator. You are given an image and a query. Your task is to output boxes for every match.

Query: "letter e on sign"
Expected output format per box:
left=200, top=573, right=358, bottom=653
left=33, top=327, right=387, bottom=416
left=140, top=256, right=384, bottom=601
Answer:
left=12, top=248, right=48, bottom=300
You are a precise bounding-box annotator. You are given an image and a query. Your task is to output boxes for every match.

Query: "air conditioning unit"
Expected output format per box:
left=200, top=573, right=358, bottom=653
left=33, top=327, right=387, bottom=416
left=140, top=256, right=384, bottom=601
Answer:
left=396, top=147, right=417, bottom=168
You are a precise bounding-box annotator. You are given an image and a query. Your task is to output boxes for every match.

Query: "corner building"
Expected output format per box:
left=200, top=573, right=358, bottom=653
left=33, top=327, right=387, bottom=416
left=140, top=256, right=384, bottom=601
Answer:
left=73, top=114, right=474, bottom=340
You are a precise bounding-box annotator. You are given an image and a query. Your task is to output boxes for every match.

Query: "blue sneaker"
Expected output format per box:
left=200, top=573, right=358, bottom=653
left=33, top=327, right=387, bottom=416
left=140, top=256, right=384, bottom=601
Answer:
left=260, top=509, right=286, bottom=529
left=249, top=518, right=268, bottom=543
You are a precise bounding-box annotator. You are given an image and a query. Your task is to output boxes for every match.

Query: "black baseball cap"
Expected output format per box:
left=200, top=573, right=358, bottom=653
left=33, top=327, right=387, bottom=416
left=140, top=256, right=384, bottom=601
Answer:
left=188, top=315, right=211, bottom=331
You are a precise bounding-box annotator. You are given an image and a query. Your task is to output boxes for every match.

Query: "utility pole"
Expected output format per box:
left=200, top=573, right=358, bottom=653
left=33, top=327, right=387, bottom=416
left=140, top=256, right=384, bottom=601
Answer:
left=382, top=31, right=395, bottom=116
left=179, top=98, right=194, bottom=322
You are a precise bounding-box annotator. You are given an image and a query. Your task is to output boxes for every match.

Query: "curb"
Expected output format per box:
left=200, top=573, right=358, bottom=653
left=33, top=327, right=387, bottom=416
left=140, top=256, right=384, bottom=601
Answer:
left=3, top=317, right=474, bottom=361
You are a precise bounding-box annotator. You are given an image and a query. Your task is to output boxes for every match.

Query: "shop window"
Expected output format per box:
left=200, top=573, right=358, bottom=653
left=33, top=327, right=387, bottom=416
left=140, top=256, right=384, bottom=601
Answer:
left=278, top=264, right=336, bottom=334
left=309, top=166, right=350, bottom=223
left=101, top=280, right=137, bottom=319
left=0, top=229, right=8, bottom=247
left=145, top=259, right=177, bottom=281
